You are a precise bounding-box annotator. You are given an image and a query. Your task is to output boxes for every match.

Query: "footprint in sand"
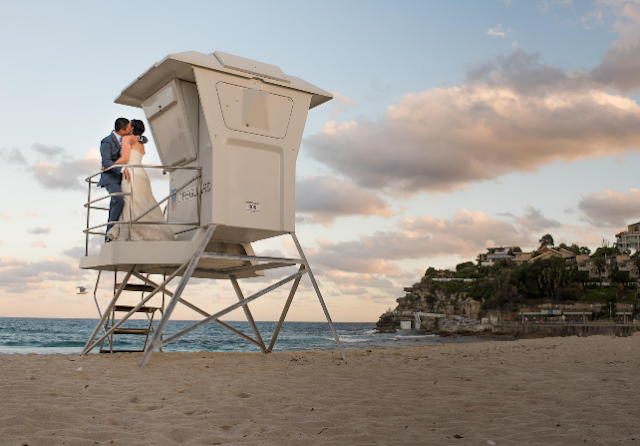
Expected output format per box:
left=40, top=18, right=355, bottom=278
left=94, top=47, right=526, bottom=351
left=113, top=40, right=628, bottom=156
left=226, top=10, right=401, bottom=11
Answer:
left=107, top=417, right=120, bottom=426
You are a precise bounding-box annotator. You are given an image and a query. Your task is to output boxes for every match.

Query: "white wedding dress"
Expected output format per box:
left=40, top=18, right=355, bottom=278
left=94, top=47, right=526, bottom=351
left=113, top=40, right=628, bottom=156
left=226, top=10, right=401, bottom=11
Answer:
left=107, top=149, right=174, bottom=242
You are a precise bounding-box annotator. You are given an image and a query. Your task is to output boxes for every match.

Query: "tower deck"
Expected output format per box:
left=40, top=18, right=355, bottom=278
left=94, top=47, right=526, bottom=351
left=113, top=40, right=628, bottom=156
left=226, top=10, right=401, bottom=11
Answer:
left=80, top=237, right=297, bottom=280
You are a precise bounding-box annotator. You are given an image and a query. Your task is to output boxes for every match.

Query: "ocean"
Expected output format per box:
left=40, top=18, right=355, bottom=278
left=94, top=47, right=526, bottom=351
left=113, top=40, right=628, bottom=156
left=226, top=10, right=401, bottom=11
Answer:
left=0, top=317, right=487, bottom=354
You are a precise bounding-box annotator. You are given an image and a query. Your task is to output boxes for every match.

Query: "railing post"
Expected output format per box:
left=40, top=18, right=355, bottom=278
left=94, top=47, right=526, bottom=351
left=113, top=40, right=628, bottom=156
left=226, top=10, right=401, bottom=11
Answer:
left=86, top=179, right=91, bottom=256
left=197, top=172, right=202, bottom=227
left=128, top=166, right=134, bottom=241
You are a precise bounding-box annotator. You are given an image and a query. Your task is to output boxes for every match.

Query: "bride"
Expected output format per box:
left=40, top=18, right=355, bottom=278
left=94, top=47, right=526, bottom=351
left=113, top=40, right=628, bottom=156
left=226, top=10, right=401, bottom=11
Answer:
left=106, top=120, right=174, bottom=242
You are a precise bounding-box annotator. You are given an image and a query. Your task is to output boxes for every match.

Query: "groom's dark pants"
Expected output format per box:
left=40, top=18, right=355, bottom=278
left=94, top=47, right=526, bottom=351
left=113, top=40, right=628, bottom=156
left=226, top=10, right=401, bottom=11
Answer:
left=105, top=182, right=124, bottom=240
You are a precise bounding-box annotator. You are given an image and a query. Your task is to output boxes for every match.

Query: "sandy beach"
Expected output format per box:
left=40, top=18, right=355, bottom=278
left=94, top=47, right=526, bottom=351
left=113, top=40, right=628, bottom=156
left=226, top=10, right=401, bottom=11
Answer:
left=1, top=335, right=639, bottom=446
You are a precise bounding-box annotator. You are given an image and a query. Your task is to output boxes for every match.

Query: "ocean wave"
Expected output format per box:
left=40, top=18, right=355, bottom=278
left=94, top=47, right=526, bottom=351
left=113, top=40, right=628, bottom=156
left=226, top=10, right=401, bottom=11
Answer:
left=324, top=336, right=374, bottom=343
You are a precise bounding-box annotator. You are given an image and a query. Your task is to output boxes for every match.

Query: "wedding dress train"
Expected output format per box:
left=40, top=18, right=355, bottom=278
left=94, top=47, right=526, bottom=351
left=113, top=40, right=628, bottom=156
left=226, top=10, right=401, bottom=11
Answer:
left=106, top=149, right=174, bottom=242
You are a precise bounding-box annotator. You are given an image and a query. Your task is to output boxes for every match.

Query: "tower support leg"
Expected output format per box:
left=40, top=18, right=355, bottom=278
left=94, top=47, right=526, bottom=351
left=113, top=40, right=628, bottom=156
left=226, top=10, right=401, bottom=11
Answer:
left=291, top=233, right=347, bottom=362
left=139, top=225, right=217, bottom=367
left=230, top=274, right=266, bottom=353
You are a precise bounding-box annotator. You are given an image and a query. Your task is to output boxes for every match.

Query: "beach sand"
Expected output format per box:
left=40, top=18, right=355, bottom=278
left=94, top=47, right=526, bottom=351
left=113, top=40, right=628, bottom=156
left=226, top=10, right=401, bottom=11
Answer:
left=1, top=335, right=639, bottom=445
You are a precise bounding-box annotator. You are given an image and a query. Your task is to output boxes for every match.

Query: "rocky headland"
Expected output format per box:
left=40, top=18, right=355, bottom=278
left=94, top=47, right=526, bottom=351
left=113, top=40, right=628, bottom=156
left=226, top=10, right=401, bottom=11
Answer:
left=376, top=273, right=637, bottom=337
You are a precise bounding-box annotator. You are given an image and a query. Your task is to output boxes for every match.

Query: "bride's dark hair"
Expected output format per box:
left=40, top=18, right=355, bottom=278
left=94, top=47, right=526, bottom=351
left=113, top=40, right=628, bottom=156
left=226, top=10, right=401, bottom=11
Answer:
left=131, top=119, right=145, bottom=136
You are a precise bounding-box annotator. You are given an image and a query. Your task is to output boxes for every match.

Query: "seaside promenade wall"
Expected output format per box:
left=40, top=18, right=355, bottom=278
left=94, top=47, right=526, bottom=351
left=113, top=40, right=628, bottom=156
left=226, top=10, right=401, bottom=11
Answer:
left=492, top=323, right=637, bottom=337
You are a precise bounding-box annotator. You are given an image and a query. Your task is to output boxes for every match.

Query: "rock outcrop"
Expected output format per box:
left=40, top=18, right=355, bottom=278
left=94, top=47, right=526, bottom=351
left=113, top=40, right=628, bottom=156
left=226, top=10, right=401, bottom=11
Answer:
left=376, top=278, right=484, bottom=333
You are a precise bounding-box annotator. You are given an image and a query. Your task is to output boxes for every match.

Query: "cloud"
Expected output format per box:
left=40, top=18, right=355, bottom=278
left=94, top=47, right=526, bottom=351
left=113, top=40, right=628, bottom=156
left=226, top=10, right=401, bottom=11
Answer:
left=62, top=239, right=101, bottom=258
left=305, top=48, right=640, bottom=196
left=590, top=31, right=640, bottom=92
left=30, top=149, right=101, bottom=190
left=30, top=241, right=47, bottom=248
left=62, top=246, right=86, bottom=258
left=330, top=92, right=355, bottom=118
left=333, top=92, right=355, bottom=105
left=578, top=188, right=640, bottom=228
left=514, top=206, right=561, bottom=231
left=0, top=148, right=28, bottom=166
left=321, top=269, right=401, bottom=301
left=0, top=213, right=9, bottom=221
left=540, top=0, right=574, bottom=12
left=296, top=176, right=393, bottom=225
left=487, top=24, right=508, bottom=37
left=584, top=1, right=640, bottom=92
left=309, top=209, right=532, bottom=274
left=0, top=256, right=86, bottom=292
left=32, top=143, right=66, bottom=160
left=28, top=227, right=51, bottom=235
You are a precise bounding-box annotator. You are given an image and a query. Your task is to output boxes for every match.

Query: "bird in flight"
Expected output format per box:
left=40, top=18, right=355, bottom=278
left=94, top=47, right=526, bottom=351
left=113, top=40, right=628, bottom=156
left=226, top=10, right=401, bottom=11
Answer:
left=76, top=286, right=88, bottom=295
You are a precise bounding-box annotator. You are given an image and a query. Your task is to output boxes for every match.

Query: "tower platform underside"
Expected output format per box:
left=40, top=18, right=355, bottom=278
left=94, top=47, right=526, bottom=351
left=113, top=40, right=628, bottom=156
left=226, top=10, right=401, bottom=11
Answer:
left=80, top=239, right=296, bottom=280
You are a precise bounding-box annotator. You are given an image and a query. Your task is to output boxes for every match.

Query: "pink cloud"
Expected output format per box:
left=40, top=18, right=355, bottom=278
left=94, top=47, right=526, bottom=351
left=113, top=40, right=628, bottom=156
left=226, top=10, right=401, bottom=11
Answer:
left=306, top=45, right=640, bottom=196
left=578, top=188, right=640, bottom=228
left=296, top=175, right=393, bottom=226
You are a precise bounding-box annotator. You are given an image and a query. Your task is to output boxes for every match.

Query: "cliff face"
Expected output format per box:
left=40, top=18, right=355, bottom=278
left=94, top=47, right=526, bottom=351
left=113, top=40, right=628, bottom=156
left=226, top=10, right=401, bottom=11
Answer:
left=376, top=277, right=639, bottom=333
left=376, top=279, right=483, bottom=333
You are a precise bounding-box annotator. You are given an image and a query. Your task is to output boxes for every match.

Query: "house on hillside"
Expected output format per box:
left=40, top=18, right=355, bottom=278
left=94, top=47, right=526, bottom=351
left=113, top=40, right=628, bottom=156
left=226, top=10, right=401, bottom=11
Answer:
left=478, top=246, right=521, bottom=266
left=512, top=252, right=533, bottom=264
left=612, top=254, right=639, bottom=280
left=575, top=254, right=590, bottom=272
left=473, top=243, right=640, bottom=282
left=616, top=221, right=640, bottom=254
left=529, top=247, right=575, bottom=263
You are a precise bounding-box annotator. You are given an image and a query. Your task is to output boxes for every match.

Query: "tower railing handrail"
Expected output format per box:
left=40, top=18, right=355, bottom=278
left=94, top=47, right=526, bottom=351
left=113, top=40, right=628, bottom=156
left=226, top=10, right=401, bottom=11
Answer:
left=83, top=164, right=203, bottom=256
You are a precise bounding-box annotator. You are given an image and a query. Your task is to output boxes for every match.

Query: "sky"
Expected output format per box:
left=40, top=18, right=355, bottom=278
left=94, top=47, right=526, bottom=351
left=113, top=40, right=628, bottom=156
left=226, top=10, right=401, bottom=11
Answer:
left=2, top=0, right=640, bottom=323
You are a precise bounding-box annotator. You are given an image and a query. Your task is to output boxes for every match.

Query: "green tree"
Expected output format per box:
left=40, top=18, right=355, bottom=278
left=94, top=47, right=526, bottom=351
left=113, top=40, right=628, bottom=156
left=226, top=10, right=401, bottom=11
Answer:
left=456, top=261, right=475, bottom=272
left=539, top=234, right=554, bottom=249
left=493, top=269, right=520, bottom=309
left=631, top=252, right=640, bottom=278
left=424, top=267, right=437, bottom=278
left=575, top=270, right=589, bottom=283
left=538, top=259, right=571, bottom=300
left=592, top=255, right=606, bottom=290
left=563, top=243, right=589, bottom=255
left=593, top=246, right=621, bottom=257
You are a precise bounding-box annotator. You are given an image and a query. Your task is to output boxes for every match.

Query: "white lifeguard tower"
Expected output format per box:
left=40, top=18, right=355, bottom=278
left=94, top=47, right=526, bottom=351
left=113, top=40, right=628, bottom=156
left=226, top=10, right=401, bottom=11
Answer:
left=80, top=51, right=346, bottom=366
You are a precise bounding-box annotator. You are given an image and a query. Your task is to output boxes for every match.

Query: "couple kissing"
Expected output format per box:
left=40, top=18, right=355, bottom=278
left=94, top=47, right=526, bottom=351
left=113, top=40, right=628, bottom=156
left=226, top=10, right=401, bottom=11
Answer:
left=97, top=118, right=173, bottom=243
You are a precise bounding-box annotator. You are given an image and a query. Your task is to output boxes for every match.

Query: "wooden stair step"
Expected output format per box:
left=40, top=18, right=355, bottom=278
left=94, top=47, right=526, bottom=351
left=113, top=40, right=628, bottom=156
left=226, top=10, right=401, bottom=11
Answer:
left=116, top=283, right=157, bottom=293
left=114, top=305, right=158, bottom=313
left=112, top=328, right=154, bottom=335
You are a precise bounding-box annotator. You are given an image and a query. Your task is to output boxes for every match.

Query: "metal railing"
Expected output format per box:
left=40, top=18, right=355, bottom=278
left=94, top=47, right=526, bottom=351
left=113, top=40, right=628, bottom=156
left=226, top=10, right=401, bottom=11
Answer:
left=84, top=164, right=202, bottom=255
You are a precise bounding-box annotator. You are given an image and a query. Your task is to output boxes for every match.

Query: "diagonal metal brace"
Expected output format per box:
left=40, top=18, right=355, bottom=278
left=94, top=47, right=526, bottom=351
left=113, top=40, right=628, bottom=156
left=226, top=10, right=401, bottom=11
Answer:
left=267, top=264, right=305, bottom=352
left=132, top=272, right=264, bottom=349
left=230, top=275, right=266, bottom=352
left=156, top=269, right=308, bottom=349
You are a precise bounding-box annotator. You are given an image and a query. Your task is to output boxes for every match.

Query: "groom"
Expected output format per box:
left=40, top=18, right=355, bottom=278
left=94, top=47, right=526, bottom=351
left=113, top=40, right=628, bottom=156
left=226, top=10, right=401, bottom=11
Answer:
left=98, top=118, right=132, bottom=240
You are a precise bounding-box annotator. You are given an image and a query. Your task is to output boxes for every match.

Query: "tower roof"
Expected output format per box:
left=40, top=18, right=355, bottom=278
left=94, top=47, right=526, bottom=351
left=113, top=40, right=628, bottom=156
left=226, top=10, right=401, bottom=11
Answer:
left=115, top=51, right=333, bottom=110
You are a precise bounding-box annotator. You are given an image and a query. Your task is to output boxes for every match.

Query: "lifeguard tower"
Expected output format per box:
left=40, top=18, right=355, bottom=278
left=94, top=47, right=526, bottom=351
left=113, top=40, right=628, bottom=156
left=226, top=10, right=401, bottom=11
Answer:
left=80, top=51, right=346, bottom=366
